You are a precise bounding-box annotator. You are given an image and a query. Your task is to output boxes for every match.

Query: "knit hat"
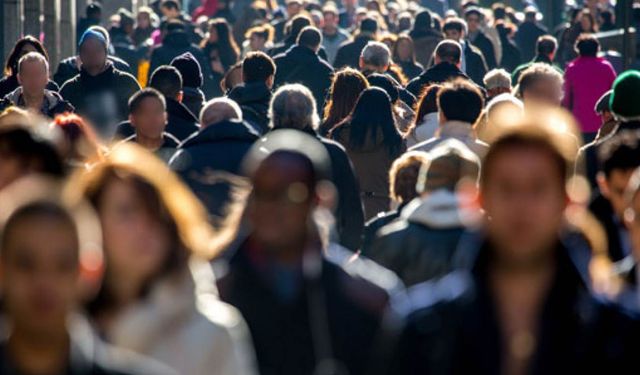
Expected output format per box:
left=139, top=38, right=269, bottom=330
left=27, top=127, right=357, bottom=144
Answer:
left=610, top=70, right=640, bottom=122
left=170, top=52, right=203, bottom=89
left=78, top=29, right=107, bottom=51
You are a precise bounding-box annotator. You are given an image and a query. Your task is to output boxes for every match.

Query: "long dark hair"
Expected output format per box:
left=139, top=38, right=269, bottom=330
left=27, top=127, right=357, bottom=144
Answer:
left=201, top=18, right=240, bottom=71
left=4, top=36, right=49, bottom=76
left=321, top=68, right=369, bottom=135
left=339, top=87, right=403, bottom=156
left=414, top=84, right=441, bottom=126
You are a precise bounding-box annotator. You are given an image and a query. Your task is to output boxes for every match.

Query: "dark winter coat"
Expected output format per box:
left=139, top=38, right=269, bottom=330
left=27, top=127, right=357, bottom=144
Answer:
left=389, top=238, right=640, bottom=375
left=333, top=34, right=374, bottom=69
left=589, top=193, right=629, bottom=262
left=470, top=31, right=497, bottom=70
left=54, top=55, right=132, bottom=87
left=227, top=82, right=272, bottom=135
left=515, top=21, right=548, bottom=62
left=216, top=239, right=401, bottom=375
left=169, top=119, right=259, bottom=218
left=60, top=63, right=140, bottom=139
left=463, top=41, right=488, bottom=87
left=274, top=46, right=334, bottom=115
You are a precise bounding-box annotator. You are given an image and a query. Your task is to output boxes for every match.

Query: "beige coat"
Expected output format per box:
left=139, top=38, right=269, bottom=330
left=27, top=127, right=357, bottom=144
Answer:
left=106, top=258, right=257, bottom=375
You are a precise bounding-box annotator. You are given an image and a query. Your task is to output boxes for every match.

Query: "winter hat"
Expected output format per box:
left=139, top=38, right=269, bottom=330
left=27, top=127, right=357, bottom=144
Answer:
left=78, top=29, right=107, bottom=51
left=610, top=70, right=640, bottom=122
left=171, top=52, right=203, bottom=88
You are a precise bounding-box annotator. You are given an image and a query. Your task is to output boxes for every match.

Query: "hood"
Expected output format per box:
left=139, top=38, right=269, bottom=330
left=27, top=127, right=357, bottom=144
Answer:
left=227, top=82, right=271, bottom=105
left=163, top=31, right=191, bottom=48
left=402, top=189, right=481, bottom=228
left=79, top=61, right=116, bottom=82
left=182, top=86, right=205, bottom=101
left=180, top=119, right=260, bottom=148
left=166, top=97, right=198, bottom=122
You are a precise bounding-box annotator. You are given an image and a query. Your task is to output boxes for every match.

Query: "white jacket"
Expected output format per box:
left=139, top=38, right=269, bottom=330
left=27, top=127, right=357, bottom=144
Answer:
left=106, top=258, right=257, bottom=375
left=406, top=112, right=439, bottom=148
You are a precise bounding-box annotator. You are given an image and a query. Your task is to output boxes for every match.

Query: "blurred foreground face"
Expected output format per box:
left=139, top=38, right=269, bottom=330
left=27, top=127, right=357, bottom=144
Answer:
left=130, top=97, right=167, bottom=139
left=482, top=147, right=566, bottom=264
left=79, top=38, right=107, bottom=73
left=0, top=155, right=27, bottom=191
left=18, top=60, right=48, bottom=95
left=247, top=155, right=314, bottom=250
left=1, top=215, right=78, bottom=335
left=97, top=178, right=170, bottom=283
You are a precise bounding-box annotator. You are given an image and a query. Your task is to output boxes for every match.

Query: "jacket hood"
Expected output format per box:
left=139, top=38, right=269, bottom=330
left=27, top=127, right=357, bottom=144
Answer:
left=227, top=82, right=271, bottom=104
left=163, top=31, right=191, bottom=48
left=180, top=119, right=260, bottom=148
left=167, top=97, right=198, bottom=122
left=402, top=189, right=481, bottom=229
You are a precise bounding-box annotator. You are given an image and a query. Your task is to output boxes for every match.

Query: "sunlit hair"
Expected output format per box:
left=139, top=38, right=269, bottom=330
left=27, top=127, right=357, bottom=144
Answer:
left=17, top=51, right=49, bottom=74
left=321, top=68, right=369, bottom=134
left=270, top=84, right=319, bottom=130
left=244, top=23, right=275, bottom=43
left=392, top=34, right=417, bottom=63
left=65, top=143, right=238, bottom=260
left=389, top=151, right=429, bottom=203
left=51, top=113, right=106, bottom=165
left=515, top=62, right=563, bottom=99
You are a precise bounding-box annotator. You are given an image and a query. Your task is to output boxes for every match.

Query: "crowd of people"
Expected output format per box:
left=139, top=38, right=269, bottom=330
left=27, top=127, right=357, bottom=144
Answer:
left=1, top=0, right=640, bottom=374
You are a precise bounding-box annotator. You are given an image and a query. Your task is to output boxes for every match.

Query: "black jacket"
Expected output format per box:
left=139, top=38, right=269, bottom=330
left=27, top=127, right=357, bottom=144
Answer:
left=463, top=41, right=488, bottom=87
left=470, top=31, right=497, bottom=70
left=123, top=133, right=179, bottom=163
left=390, top=239, right=640, bottom=375
left=0, top=74, right=59, bottom=98
left=114, top=98, right=199, bottom=142
left=406, top=62, right=470, bottom=97
left=181, top=86, right=205, bottom=119
left=226, top=82, right=272, bottom=135
left=216, top=239, right=400, bottom=375
left=60, top=63, right=140, bottom=139
left=274, top=46, right=334, bottom=114
left=397, top=61, right=424, bottom=81
left=54, top=55, right=132, bottom=87
left=515, top=21, right=548, bottom=62
left=368, top=193, right=468, bottom=286
left=149, top=32, right=207, bottom=80
left=333, top=34, right=374, bottom=69
left=0, top=88, right=74, bottom=118
left=169, top=120, right=259, bottom=218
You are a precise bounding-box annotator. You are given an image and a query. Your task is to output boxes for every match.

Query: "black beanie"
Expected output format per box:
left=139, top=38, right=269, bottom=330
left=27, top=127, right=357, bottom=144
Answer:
left=170, top=52, right=203, bottom=88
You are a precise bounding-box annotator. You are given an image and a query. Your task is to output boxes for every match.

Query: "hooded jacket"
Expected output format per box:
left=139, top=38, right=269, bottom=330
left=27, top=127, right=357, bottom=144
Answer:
left=60, top=62, right=141, bottom=139
left=0, top=87, right=74, bottom=118
left=169, top=119, right=259, bottom=218
left=53, top=55, right=132, bottom=87
left=369, top=190, right=474, bottom=286
left=226, top=82, right=272, bottom=135
left=406, top=112, right=439, bottom=148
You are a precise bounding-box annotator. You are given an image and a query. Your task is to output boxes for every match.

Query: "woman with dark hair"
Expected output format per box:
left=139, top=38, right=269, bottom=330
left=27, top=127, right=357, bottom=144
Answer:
left=201, top=18, right=240, bottom=76
left=320, top=68, right=369, bottom=136
left=409, top=10, right=443, bottom=68
left=406, top=84, right=441, bottom=147
left=393, top=35, right=424, bottom=80
left=0, top=36, right=59, bottom=98
left=68, top=143, right=256, bottom=375
left=330, top=87, right=406, bottom=219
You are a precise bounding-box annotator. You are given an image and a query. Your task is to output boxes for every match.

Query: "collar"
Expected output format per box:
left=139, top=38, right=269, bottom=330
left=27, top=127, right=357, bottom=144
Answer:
left=438, top=120, right=475, bottom=138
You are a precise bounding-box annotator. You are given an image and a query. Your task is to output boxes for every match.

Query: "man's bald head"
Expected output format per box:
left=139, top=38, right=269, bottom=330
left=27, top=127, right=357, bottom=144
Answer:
left=199, top=98, right=243, bottom=127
